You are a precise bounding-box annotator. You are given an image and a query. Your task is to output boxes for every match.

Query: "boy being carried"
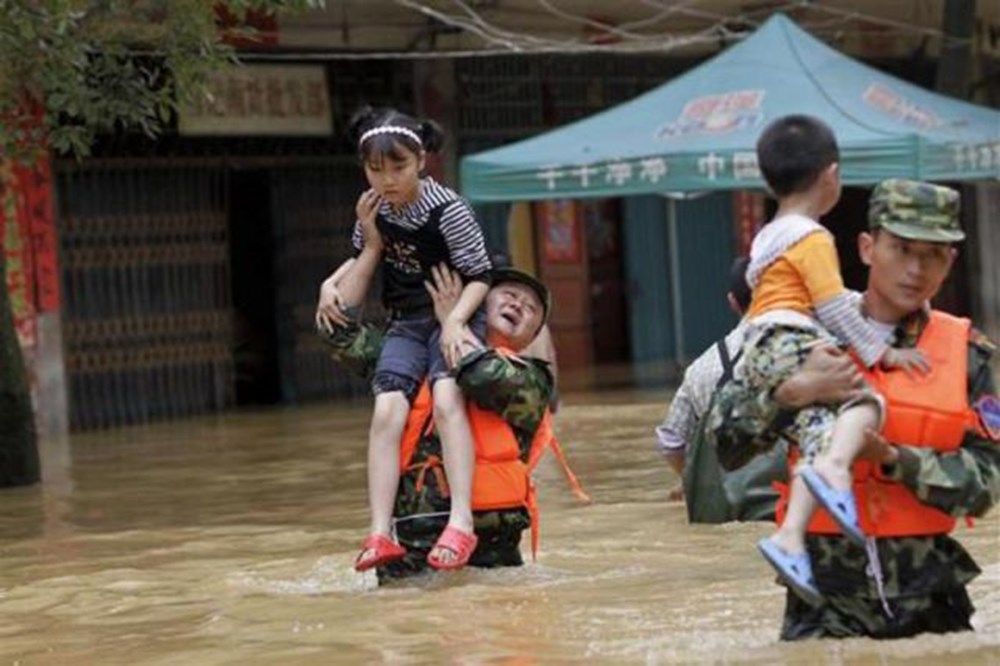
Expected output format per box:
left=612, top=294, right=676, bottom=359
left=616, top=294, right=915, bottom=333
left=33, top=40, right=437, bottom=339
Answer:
left=745, top=115, right=927, bottom=604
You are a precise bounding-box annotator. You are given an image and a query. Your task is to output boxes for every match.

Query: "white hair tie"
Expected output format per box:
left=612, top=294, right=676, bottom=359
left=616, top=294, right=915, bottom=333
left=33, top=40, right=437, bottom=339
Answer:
left=359, top=125, right=423, bottom=148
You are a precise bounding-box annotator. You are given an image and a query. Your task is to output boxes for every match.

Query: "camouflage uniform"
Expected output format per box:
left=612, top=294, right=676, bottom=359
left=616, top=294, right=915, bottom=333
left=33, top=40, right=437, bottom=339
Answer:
left=867, top=178, right=964, bottom=243
left=321, top=320, right=553, bottom=581
left=704, top=179, right=999, bottom=640
left=742, top=324, right=852, bottom=461
left=709, top=306, right=998, bottom=639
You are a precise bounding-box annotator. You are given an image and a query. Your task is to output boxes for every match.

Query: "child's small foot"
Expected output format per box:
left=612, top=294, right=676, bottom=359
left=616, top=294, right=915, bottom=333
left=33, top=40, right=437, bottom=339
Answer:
left=757, top=537, right=824, bottom=605
left=354, top=533, right=406, bottom=572
left=800, top=465, right=865, bottom=547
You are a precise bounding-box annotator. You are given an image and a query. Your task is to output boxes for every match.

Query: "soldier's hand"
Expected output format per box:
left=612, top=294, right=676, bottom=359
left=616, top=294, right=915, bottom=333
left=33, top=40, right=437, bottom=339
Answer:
left=440, top=318, right=481, bottom=368
left=316, top=277, right=349, bottom=332
left=425, top=263, right=463, bottom=324
left=774, top=344, right=863, bottom=408
left=858, top=428, right=899, bottom=465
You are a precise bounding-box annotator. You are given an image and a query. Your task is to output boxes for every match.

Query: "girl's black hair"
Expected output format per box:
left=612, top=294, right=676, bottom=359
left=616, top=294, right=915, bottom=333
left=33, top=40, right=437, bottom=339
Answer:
left=347, top=106, right=445, bottom=163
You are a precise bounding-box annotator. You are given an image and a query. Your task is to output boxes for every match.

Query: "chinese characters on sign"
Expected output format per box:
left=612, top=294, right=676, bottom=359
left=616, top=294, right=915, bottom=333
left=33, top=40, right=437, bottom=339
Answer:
left=179, top=64, right=332, bottom=136
left=534, top=152, right=760, bottom=191
left=950, top=142, right=1000, bottom=172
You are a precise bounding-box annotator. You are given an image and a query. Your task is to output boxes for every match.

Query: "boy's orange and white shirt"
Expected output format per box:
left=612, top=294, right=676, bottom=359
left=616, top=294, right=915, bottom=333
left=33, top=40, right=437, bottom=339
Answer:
left=745, top=214, right=837, bottom=331
left=744, top=214, right=888, bottom=368
left=746, top=214, right=829, bottom=291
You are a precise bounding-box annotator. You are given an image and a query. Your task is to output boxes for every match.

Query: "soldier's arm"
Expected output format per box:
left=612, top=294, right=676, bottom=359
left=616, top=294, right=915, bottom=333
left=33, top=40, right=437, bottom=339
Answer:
left=711, top=344, right=865, bottom=471
left=318, top=318, right=385, bottom=383
left=883, top=337, right=1000, bottom=518
left=454, top=349, right=553, bottom=432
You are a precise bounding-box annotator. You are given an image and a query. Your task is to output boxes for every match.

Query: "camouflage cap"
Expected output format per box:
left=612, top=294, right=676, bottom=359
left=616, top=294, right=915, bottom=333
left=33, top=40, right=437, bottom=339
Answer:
left=868, top=178, right=964, bottom=243
left=492, top=267, right=551, bottom=324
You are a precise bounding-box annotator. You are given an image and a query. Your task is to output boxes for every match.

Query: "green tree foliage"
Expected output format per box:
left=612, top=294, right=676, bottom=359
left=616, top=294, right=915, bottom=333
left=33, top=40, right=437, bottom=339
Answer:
left=0, top=0, right=325, bottom=159
left=0, top=0, right=322, bottom=488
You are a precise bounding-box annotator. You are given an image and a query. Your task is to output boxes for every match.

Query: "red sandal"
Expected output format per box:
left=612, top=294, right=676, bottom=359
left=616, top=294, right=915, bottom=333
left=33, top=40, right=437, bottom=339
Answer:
left=354, top=534, right=406, bottom=572
left=427, top=526, right=478, bottom=571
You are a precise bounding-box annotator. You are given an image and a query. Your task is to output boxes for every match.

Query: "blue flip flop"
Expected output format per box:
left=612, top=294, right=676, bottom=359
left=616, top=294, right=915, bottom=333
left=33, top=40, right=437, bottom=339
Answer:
left=800, top=465, right=865, bottom=547
left=757, top=538, right=823, bottom=606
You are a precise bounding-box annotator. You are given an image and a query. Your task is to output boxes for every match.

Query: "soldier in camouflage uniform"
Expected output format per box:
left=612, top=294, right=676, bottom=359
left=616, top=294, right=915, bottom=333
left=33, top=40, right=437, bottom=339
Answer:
left=321, top=266, right=557, bottom=580
left=705, top=178, right=1000, bottom=639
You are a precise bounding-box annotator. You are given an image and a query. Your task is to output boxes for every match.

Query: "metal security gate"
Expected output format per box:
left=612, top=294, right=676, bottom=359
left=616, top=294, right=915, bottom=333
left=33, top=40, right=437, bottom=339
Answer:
left=56, top=160, right=233, bottom=431
left=270, top=159, right=373, bottom=403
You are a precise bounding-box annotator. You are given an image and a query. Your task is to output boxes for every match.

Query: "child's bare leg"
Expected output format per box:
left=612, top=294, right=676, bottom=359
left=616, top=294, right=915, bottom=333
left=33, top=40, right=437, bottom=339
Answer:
left=812, top=402, right=880, bottom=492
left=430, top=378, right=475, bottom=562
left=769, top=472, right=819, bottom=555
left=366, top=391, right=409, bottom=538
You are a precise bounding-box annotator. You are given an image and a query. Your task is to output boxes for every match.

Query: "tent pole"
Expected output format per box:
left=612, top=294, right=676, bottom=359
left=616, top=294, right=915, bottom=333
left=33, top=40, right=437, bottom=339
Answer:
left=667, top=199, right=685, bottom=364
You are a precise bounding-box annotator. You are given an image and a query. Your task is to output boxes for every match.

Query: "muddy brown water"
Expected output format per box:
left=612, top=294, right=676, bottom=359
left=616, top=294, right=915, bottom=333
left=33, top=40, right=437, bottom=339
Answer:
left=1, top=390, right=997, bottom=664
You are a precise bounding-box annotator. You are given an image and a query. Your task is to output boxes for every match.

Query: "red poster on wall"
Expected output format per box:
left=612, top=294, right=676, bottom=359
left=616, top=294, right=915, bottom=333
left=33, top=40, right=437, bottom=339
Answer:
left=16, top=156, right=60, bottom=312
left=734, top=190, right=765, bottom=255
left=536, top=200, right=581, bottom=264
left=1, top=159, right=37, bottom=351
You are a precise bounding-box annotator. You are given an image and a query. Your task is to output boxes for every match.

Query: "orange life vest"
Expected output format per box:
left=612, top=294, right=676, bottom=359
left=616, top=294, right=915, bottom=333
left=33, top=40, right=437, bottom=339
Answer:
left=397, top=349, right=588, bottom=557
left=776, top=311, right=979, bottom=537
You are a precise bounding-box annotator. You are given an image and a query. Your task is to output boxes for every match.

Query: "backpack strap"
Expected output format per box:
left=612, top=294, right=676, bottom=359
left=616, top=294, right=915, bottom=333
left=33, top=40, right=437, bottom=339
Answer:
left=715, top=339, right=743, bottom=390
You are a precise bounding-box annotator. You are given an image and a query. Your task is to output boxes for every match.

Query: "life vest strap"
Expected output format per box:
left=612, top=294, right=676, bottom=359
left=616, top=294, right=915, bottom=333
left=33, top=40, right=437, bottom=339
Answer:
left=407, top=455, right=450, bottom=498
left=527, top=481, right=540, bottom=562
left=548, top=434, right=591, bottom=503
left=529, top=411, right=591, bottom=504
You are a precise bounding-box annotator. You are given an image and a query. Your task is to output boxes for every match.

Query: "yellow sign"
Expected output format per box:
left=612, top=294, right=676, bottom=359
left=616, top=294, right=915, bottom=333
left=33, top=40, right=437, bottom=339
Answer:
left=180, top=64, right=332, bottom=136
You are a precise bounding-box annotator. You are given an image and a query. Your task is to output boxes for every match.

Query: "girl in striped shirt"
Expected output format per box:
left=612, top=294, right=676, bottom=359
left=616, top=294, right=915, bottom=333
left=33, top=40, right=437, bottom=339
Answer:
left=323, top=107, right=492, bottom=573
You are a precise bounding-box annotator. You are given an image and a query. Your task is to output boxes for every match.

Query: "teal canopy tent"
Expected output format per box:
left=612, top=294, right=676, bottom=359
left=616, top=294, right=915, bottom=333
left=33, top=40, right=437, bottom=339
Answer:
left=460, top=14, right=1000, bottom=202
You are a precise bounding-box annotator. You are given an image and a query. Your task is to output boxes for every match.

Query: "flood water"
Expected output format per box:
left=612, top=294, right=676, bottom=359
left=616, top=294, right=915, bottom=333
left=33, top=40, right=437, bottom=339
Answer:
left=2, top=390, right=998, bottom=665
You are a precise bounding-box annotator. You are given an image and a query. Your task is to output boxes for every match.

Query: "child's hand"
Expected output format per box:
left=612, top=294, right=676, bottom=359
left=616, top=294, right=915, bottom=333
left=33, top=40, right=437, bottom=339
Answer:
left=355, top=189, right=383, bottom=250
left=880, top=348, right=931, bottom=377
left=315, top=277, right=349, bottom=333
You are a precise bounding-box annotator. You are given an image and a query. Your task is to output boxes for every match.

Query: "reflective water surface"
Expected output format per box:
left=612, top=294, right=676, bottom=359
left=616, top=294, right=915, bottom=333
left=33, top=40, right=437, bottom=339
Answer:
left=2, top=391, right=998, bottom=665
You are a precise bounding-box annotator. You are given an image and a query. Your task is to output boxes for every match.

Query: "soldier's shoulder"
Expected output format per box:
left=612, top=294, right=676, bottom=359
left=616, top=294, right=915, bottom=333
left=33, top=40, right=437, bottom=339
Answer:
left=525, top=357, right=555, bottom=387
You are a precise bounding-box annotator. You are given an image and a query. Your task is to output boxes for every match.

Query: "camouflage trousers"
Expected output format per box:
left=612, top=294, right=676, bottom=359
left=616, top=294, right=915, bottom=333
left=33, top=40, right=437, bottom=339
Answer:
left=780, top=534, right=980, bottom=640
left=377, top=510, right=530, bottom=583
left=744, top=324, right=879, bottom=459
left=782, top=587, right=974, bottom=640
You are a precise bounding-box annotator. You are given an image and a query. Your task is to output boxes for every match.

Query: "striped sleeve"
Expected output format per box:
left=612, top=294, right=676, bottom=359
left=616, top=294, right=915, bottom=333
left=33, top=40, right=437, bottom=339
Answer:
left=439, top=200, right=492, bottom=280
left=815, top=292, right=888, bottom=367
left=350, top=219, right=364, bottom=255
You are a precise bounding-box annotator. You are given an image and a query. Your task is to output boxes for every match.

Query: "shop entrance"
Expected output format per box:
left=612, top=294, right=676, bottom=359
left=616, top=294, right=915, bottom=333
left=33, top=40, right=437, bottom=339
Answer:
left=533, top=198, right=631, bottom=385
left=228, top=169, right=281, bottom=405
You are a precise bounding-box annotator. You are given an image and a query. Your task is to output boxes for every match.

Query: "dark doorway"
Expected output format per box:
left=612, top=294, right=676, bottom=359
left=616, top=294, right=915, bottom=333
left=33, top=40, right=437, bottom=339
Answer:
left=582, top=199, right=631, bottom=364
left=228, top=169, right=281, bottom=405
left=822, top=186, right=869, bottom=292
